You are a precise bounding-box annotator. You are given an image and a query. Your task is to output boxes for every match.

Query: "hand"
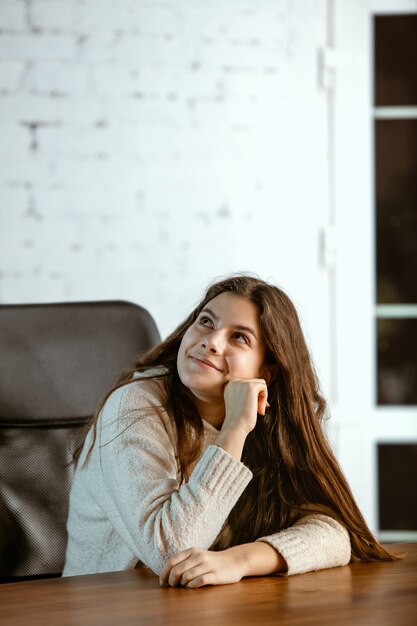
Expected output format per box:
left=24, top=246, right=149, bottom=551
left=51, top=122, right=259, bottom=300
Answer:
left=159, top=547, right=246, bottom=589
left=223, top=378, right=268, bottom=435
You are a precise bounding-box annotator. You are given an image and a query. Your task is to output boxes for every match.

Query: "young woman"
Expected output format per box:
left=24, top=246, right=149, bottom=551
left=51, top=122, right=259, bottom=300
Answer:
left=63, top=275, right=396, bottom=587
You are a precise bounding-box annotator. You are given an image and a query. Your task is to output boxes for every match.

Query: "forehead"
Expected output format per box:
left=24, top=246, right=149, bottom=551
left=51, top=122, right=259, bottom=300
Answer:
left=203, top=292, right=261, bottom=327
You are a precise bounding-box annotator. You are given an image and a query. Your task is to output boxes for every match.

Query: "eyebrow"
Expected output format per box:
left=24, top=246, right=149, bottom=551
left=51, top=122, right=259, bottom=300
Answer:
left=200, top=307, right=258, bottom=340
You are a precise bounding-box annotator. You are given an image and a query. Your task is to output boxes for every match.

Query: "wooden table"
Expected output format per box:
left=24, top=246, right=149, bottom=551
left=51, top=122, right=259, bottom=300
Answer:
left=0, top=543, right=416, bottom=625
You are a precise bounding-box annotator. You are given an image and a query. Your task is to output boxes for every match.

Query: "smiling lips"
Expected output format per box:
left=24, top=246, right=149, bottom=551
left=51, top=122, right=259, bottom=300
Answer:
left=190, top=355, right=222, bottom=371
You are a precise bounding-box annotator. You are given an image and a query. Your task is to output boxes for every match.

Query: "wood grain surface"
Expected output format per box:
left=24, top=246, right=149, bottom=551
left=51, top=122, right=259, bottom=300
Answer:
left=0, top=543, right=415, bottom=625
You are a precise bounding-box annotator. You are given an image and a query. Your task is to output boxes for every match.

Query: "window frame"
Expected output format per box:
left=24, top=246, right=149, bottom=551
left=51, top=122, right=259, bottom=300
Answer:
left=332, top=0, right=417, bottom=539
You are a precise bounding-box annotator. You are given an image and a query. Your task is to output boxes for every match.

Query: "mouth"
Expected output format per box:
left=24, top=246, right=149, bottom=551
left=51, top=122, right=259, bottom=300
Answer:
left=190, top=355, right=222, bottom=371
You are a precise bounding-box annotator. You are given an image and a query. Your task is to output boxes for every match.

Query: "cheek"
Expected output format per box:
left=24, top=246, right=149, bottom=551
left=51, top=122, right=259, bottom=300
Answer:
left=177, top=329, right=195, bottom=372
left=179, top=328, right=194, bottom=354
left=177, top=336, right=188, bottom=372
left=236, top=353, right=263, bottom=378
left=228, top=352, right=263, bottom=378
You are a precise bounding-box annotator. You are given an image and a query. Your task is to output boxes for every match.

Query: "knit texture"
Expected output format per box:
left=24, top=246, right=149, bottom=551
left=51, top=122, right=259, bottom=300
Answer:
left=63, top=378, right=351, bottom=577
left=257, top=514, right=351, bottom=575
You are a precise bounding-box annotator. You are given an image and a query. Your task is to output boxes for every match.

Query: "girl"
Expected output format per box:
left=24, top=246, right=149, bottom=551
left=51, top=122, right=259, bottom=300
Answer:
left=63, top=276, right=396, bottom=587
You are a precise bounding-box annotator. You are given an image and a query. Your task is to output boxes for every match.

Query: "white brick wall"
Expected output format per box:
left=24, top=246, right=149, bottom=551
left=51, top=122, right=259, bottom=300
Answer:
left=0, top=0, right=330, bottom=382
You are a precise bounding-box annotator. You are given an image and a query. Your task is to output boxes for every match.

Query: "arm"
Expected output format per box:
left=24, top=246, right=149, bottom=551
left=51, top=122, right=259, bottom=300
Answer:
left=159, top=383, right=350, bottom=587
left=256, top=514, right=351, bottom=575
left=160, top=540, right=287, bottom=588
left=214, top=377, right=269, bottom=459
left=88, top=383, right=252, bottom=575
left=160, top=515, right=350, bottom=588
left=212, top=383, right=350, bottom=578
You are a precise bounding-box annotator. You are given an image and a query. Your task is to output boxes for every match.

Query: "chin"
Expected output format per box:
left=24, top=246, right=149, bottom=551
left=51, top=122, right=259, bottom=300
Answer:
left=190, top=387, right=224, bottom=403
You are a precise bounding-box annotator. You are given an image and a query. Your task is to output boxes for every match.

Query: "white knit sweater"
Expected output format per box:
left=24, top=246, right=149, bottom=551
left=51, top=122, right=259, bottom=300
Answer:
left=63, top=378, right=351, bottom=577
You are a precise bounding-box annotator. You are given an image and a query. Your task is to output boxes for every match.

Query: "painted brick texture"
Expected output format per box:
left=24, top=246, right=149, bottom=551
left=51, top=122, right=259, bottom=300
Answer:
left=0, top=0, right=328, bottom=341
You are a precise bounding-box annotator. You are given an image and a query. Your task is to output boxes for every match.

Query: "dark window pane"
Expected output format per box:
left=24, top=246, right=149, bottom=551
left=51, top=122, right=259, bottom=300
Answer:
left=377, top=318, right=417, bottom=405
left=378, top=443, right=417, bottom=530
left=374, top=14, right=417, bottom=106
left=375, top=119, right=417, bottom=304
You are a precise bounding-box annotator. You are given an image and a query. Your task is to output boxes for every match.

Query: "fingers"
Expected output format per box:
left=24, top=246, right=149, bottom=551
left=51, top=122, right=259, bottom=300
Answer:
left=159, top=549, right=193, bottom=586
left=257, top=384, right=268, bottom=416
left=175, top=564, right=213, bottom=589
left=183, top=572, right=215, bottom=589
left=160, top=548, right=244, bottom=589
left=224, top=378, right=269, bottom=413
left=160, top=548, right=211, bottom=588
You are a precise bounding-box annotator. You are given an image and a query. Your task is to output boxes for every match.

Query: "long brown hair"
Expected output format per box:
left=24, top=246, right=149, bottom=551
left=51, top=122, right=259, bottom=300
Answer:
left=85, top=275, right=398, bottom=563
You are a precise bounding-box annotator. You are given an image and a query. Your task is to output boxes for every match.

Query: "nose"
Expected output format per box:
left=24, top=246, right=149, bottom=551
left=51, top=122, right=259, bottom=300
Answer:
left=201, top=330, right=224, bottom=354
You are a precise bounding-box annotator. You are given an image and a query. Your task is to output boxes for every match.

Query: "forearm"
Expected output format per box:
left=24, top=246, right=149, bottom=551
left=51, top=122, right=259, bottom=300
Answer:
left=257, top=515, right=351, bottom=575
left=215, top=426, right=248, bottom=460
left=216, top=379, right=268, bottom=460
left=229, top=541, right=287, bottom=577
left=102, top=425, right=253, bottom=575
left=160, top=542, right=287, bottom=588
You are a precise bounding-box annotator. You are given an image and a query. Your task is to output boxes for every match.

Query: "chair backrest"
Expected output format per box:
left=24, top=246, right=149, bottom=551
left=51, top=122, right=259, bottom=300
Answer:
left=0, top=300, right=160, bottom=581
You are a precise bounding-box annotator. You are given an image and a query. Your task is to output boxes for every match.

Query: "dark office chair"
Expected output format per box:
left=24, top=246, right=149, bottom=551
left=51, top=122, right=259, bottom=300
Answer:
left=0, top=300, right=160, bottom=582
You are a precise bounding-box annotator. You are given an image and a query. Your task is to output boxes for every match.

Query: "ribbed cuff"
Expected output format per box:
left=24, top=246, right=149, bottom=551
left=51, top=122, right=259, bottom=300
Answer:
left=256, top=515, right=351, bottom=576
left=258, top=531, right=309, bottom=575
left=191, top=444, right=252, bottom=500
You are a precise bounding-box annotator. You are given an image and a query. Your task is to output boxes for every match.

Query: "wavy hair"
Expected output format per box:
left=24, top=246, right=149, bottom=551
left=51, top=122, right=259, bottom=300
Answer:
left=84, top=275, right=398, bottom=563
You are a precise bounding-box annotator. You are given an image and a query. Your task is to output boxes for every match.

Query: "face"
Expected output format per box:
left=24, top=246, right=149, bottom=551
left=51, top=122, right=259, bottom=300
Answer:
left=177, top=292, right=267, bottom=411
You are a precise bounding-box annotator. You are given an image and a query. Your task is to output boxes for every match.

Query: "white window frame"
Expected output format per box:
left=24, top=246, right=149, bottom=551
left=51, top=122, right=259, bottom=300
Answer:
left=332, top=0, right=417, bottom=538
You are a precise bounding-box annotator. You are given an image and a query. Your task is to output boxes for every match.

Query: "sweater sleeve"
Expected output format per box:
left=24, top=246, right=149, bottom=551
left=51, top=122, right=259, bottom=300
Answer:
left=256, top=514, right=351, bottom=575
left=87, top=383, right=252, bottom=575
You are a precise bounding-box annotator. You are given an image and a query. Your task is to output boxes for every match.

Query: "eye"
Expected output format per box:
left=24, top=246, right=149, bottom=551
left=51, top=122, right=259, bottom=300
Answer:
left=198, top=315, right=213, bottom=328
left=232, top=332, right=249, bottom=345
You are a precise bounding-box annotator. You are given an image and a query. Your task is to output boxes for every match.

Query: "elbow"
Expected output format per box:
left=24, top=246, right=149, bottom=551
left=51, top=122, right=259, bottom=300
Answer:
left=326, top=520, right=351, bottom=568
left=135, top=544, right=167, bottom=577
left=338, top=528, right=352, bottom=566
left=137, top=511, right=186, bottom=577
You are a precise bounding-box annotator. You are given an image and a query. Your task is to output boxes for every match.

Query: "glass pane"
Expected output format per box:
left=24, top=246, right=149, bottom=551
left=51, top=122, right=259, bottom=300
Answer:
left=375, top=119, right=417, bottom=304
left=374, top=14, right=417, bottom=106
left=377, top=318, right=417, bottom=404
left=378, top=443, right=417, bottom=530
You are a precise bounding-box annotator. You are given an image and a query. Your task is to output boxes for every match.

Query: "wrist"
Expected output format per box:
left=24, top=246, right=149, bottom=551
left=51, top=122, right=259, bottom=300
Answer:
left=225, top=545, right=252, bottom=579
left=228, top=542, right=287, bottom=578
left=215, top=426, right=248, bottom=460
